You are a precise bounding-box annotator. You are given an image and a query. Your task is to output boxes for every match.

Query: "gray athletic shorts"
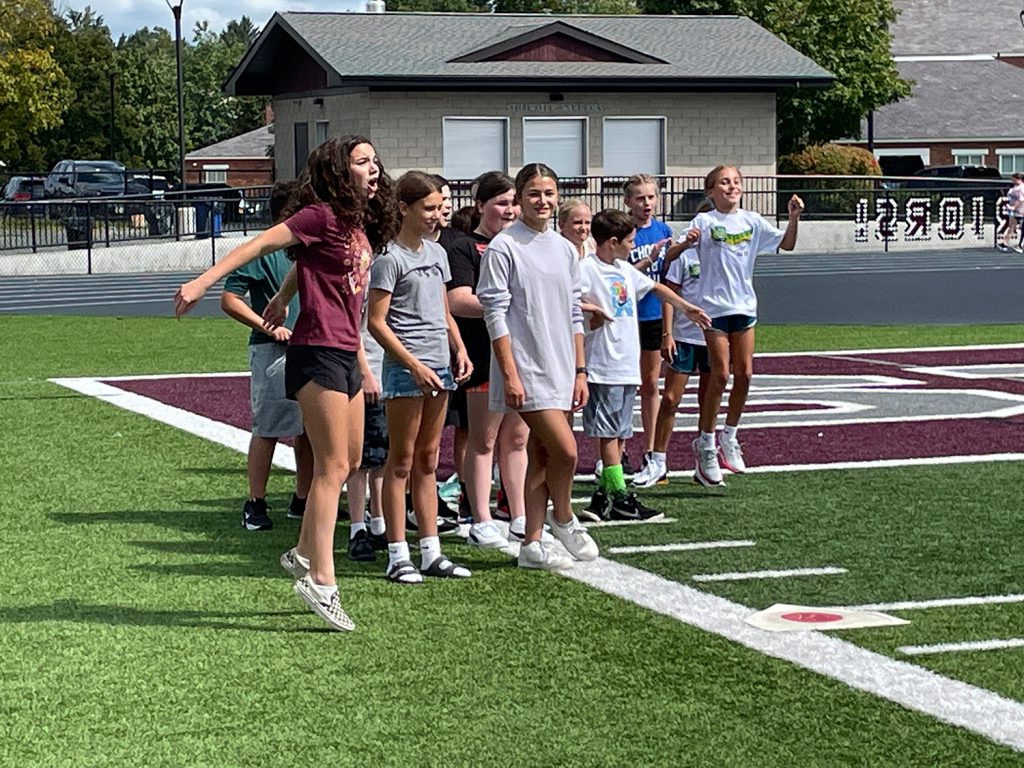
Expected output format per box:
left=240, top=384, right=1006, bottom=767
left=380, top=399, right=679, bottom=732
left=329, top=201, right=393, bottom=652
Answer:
left=250, top=343, right=304, bottom=438
left=582, top=383, right=637, bottom=440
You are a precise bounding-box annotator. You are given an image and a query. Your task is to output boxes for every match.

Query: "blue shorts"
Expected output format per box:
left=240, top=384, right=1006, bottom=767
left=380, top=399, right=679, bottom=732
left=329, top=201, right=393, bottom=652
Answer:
left=668, top=342, right=710, bottom=375
left=709, top=314, right=757, bottom=334
left=381, top=361, right=456, bottom=400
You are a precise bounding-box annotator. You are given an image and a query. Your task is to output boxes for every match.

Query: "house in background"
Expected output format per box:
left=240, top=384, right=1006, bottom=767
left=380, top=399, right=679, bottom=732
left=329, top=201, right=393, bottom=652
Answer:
left=852, top=0, right=1024, bottom=176
left=223, top=10, right=832, bottom=182
left=184, top=124, right=275, bottom=186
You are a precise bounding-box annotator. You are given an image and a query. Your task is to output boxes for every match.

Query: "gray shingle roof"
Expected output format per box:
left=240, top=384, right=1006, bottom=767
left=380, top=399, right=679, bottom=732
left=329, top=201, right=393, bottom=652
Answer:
left=870, top=59, right=1024, bottom=140
left=891, top=0, right=1024, bottom=56
left=231, top=12, right=831, bottom=90
left=186, top=125, right=273, bottom=159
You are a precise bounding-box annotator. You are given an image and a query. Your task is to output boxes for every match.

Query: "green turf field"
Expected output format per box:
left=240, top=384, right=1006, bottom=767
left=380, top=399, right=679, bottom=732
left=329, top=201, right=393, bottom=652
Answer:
left=2, top=317, right=1023, bottom=766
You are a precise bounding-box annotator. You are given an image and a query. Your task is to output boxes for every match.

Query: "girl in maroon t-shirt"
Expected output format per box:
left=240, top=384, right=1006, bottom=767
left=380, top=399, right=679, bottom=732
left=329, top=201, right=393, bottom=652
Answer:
left=174, top=135, right=398, bottom=631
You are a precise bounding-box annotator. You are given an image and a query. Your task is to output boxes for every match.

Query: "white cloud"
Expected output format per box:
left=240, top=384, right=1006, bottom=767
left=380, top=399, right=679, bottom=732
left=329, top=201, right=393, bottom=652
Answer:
left=91, top=0, right=364, bottom=40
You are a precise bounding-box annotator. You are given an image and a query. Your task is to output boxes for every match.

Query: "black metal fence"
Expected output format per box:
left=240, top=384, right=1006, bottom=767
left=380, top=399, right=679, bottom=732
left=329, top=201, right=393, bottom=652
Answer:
left=1, top=175, right=1014, bottom=274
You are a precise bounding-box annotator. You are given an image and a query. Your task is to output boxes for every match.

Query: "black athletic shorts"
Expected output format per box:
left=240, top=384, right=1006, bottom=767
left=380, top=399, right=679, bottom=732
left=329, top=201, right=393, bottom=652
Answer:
left=638, top=318, right=664, bottom=352
left=285, top=344, right=362, bottom=400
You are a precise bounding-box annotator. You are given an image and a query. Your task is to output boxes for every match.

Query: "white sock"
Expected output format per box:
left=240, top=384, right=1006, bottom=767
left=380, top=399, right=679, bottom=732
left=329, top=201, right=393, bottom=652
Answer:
left=420, top=535, right=441, bottom=569
left=349, top=521, right=366, bottom=539
left=723, top=425, right=738, bottom=442
left=699, top=431, right=716, bottom=448
left=310, top=580, right=337, bottom=599
left=652, top=451, right=667, bottom=467
left=509, top=516, right=525, bottom=536
left=387, top=541, right=410, bottom=569
left=369, top=516, right=386, bottom=536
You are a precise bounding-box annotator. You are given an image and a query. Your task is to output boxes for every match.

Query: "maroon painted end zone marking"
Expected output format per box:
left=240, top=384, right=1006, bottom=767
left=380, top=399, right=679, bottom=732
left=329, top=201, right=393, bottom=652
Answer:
left=781, top=612, right=844, bottom=623
left=110, top=376, right=252, bottom=433
left=99, top=345, right=1024, bottom=476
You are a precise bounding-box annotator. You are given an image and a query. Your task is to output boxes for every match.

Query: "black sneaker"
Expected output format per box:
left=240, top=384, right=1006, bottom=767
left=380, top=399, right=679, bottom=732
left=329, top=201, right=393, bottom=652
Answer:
left=286, top=494, right=306, bottom=520
left=457, top=485, right=473, bottom=525
left=242, top=498, right=273, bottom=531
left=609, top=491, right=665, bottom=522
left=347, top=529, right=376, bottom=562
left=367, top=528, right=389, bottom=550
left=578, top=488, right=610, bottom=523
left=494, top=484, right=511, bottom=522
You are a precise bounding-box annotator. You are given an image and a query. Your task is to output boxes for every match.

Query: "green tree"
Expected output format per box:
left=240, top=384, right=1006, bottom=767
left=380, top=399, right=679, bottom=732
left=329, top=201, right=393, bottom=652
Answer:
left=636, top=0, right=910, bottom=153
left=0, top=0, right=71, bottom=166
left=114, top=27, right=180, bottom=170
left=29, top=7, right=118, bottom=168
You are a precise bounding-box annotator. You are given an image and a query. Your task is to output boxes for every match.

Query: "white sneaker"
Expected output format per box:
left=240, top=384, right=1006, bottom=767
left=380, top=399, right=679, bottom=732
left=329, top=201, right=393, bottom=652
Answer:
left=280, top=547, right=309, bottom=580
left=293, top=575, right=355, bottom=631
left=507, top=518, right=556, bottom=544
left=548, top=514, right=599, bottom=561
left=718, top=437, right=747, bottom=473
left=692, top=437, right=724, bottom=486
left=468, top=520, right=508, bottom=549
left=518, top=541, right=573, bottom=570
left=631, top=458, right=668, bottom=488
left=593, top=459, right=603, bottom=482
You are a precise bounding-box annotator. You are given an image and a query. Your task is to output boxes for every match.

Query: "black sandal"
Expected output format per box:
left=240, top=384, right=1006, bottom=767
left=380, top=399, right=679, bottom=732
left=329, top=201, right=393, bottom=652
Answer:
left=386, top=560, right=422, bottom=585
left=421, top=556, right=472, bottom=579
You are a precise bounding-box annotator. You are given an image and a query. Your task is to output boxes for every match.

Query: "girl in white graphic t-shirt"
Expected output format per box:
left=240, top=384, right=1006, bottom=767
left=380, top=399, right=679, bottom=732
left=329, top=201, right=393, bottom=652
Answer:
left=687, top=165, right=803, bottom=486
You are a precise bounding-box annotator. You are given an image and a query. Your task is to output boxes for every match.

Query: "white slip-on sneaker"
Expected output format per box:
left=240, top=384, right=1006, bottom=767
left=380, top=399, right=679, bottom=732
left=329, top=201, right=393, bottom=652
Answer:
left=518, top=541, right=574, bottom=570
left=280, top=547, right=309, bottom=580
left=293, top=575, right=355, bottom=631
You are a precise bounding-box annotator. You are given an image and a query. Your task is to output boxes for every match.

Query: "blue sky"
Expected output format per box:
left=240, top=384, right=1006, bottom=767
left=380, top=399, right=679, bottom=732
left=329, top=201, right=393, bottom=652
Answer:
left=74, top=0, right=364, bottom=40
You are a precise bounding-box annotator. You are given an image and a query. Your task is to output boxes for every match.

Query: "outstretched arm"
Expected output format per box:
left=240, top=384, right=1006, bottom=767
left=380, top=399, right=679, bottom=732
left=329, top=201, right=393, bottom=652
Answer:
left=779, top=195, right=804, bottom=252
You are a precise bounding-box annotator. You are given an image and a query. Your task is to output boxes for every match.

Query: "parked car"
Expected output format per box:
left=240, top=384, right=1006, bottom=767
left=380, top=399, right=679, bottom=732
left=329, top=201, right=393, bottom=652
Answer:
left=1, top=176, right=46, bottom=217
left=894, top=164, right=1006, bottom=208
left=43, top=160, right=149, bottom=200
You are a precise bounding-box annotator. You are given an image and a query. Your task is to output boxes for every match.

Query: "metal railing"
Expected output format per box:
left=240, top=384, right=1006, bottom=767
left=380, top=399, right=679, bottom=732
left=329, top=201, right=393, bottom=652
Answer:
left=1, top=176, right=1014, bottom=275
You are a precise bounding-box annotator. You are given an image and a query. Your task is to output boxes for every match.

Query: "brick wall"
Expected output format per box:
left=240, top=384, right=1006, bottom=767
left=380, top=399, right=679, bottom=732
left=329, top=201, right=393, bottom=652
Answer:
left=273, top=89, right=776, bottom=180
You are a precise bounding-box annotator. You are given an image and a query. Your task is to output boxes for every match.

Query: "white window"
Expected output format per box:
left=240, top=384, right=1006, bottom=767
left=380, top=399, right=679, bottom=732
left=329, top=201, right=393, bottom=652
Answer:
left=523, top=118, right=586, bottom=177
left=315, top=120, right=329, bottom=146
left=202, top=164, right=228, bottom=184
left=443, top=118, right=508, bottom=179
left=997, top=149, right=1024, bottom=175
left=603, top=117, right=665, bottom=176
left=952, top=149, right=987, bottom=166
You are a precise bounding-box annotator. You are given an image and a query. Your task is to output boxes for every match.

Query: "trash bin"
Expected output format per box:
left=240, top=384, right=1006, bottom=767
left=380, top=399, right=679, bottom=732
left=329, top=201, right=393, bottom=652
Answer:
left=195, top=200, right=223, bottom=239
left=176, top=204, right=196, bottom=236
left=64, top=203, right=92, bottom=251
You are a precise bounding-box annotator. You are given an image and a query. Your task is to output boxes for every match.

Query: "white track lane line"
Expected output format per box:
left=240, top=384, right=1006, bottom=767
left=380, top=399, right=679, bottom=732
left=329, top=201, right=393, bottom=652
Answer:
left=561, top=558, right=1024, bottom=752
left=692, top=566, right=847, bottom=582
left=836, top=594, right=1024, bottom=612
left=899, top=639, right=1024, bottom=657
left=609, top=540, right=755, bottom=554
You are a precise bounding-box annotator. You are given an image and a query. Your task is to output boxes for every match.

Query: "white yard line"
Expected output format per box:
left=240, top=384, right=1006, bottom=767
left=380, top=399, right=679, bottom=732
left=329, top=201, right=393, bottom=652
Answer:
left=49, top=376, right=296, bottom=471
left=899, top=639, right=1024, bottom=657
left=561, top=558, right=1024, bottom=752
left=756, top=342, right=1024, bottom=357
left=837, top=594, right=1024, bottom=612
left=692, top=566, right=847, bottom=582
left=609, top=540, right=755, bottom=555
left=582, top=517, right=676, bottom=528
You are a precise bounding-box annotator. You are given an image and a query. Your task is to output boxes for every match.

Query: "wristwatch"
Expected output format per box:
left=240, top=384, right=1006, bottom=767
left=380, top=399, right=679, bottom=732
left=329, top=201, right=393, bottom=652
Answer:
left=575, top=366, right=588, bottom=375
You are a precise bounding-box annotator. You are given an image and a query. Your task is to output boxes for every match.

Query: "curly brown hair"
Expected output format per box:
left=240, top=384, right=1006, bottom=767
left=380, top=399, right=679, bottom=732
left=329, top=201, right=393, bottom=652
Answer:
left=282, top=135, right=399, bottom=253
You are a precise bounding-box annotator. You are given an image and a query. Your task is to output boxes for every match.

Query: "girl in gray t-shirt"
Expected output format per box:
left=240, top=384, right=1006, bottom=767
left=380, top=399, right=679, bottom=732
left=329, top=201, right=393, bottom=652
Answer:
left=477, top=163, right=600, bottom=572
left=368, top=171, right=473, bottom=585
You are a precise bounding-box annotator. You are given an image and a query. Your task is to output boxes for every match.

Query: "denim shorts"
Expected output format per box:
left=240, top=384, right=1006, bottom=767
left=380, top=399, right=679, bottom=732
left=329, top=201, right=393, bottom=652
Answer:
left=381, top=361, right=456, bottom=400
left=709, top=314, right=757, bottom=334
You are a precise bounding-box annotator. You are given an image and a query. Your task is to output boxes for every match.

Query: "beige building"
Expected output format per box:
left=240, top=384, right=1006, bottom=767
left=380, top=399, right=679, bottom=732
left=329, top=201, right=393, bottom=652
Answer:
left=226, top=11, right=831, bottom=182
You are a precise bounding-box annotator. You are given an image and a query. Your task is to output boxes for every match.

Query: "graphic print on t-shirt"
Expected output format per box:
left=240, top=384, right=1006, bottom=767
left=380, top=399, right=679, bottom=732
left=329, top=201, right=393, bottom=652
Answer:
left=345, top=235, right=372, bottom=295
left=710, top=225, right=754, bottom=246
left=607, top=275, right=634, bottom=317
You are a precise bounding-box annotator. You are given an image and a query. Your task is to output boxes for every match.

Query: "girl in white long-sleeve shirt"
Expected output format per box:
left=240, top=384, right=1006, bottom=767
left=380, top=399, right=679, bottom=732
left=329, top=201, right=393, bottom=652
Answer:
left=477, top=163, right=599, bottom=571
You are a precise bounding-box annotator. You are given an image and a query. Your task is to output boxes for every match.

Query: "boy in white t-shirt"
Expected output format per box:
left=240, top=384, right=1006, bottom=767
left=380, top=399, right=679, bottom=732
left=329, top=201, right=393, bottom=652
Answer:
left=578, top=209, right=710, bottom=521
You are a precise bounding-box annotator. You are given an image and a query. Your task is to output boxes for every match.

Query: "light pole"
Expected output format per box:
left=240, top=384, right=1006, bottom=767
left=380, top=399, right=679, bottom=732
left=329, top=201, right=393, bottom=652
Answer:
left=166, top=0, right=186, bottom=189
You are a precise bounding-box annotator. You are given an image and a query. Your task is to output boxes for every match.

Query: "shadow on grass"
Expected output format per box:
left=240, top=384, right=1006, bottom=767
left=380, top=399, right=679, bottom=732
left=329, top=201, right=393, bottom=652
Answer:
left=0, top=600, right=335, bottom=633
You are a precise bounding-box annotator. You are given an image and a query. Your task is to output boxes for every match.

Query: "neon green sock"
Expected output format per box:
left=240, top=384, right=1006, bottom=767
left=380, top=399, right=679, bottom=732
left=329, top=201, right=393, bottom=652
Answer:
left=601, top=464, right=627, bottom=492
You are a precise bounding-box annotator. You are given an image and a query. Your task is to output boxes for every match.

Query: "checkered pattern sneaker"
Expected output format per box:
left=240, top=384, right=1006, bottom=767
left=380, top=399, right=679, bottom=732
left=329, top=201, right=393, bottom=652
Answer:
left=294, top=575, right=355, bottom=632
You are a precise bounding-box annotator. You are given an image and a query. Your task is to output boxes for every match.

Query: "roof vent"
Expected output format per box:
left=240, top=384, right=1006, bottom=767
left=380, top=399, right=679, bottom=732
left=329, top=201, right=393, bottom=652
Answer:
left=365, top=0, right=385, bottom=12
